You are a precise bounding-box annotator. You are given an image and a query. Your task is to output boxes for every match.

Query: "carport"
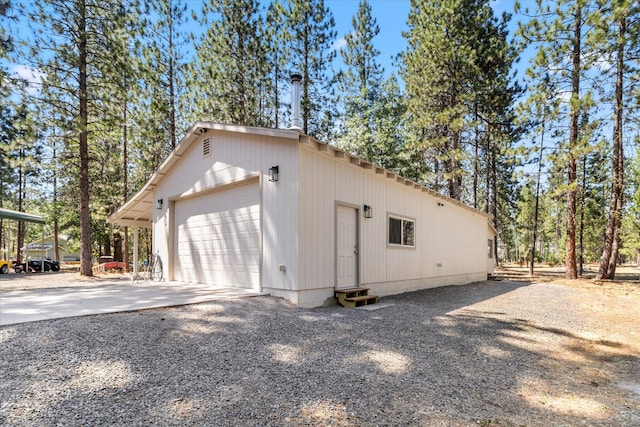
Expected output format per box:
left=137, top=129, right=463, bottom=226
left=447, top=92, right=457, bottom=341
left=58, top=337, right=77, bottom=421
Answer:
left=0, top=208, right=46, bottom=272
left=104, top=184, right=152, bottom=279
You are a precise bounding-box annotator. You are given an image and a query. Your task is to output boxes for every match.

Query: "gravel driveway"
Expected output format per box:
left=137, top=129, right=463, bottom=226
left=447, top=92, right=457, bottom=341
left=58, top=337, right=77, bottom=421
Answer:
left=1, top=279, right=638, bottom=426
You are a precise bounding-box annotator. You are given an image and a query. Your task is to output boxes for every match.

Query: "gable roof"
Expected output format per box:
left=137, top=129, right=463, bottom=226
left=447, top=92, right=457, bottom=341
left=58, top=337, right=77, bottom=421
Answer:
left=107, top=122, right=300, bottom=227
left=23, top=234, right=72, bottom=251
left=108, top=121, right=492, bottom=227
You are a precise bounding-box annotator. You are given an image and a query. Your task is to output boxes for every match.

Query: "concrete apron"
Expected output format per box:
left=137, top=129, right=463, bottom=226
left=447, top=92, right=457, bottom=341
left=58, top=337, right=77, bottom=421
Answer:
left=0, top=282, right=264, bottom=326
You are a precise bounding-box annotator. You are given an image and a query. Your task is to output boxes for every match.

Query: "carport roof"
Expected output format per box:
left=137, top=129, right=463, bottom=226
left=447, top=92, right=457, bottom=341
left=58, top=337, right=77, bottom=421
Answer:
left=0, top=208, right=45, bottom=224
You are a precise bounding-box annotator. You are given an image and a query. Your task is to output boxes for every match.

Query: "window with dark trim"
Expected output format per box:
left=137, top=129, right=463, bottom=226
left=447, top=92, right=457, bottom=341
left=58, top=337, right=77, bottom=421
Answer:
left=388, top=215, right=415, bottom=247
left=488, top=239, right=493, bottom=258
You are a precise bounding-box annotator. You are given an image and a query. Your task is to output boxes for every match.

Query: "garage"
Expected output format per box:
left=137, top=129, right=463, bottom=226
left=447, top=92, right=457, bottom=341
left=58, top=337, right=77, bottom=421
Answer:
left=174, top=181, right=260, bottom=290
left=108, top=121, right=496, bottom=308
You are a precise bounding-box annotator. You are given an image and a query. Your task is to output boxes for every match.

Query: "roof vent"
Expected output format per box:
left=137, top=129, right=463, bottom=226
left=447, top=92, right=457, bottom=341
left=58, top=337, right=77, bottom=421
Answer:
left=289, top=73, right=302, bottom=131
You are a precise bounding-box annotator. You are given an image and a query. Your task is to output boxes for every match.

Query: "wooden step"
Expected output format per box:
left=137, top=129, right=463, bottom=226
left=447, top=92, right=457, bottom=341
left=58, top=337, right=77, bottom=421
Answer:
left=335, top=287, right=369, bottom=297
left=335, top=288, right=379, bottom=308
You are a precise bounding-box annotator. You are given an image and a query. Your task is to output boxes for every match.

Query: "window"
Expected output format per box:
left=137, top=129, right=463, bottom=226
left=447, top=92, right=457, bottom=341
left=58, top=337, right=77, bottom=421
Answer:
left=388, top=215, right=415, bottom=247
left=488, top=239, right=493, bottom=258
left=203, top=137, right=211, bottom=157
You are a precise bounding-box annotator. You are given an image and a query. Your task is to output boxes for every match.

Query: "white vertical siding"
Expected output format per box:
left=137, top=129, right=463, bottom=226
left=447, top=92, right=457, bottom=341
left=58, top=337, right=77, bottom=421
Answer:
left=261, top=137, right=299, bottom=292
left=152, top=130, right=299, bottom=291
left=298, top=144, right=491, bottom=294
left=361, top=173, right=389, bottom=283
left=298, top=149, right=335, bottom=290
left=149, top=127, right=491, bottom=306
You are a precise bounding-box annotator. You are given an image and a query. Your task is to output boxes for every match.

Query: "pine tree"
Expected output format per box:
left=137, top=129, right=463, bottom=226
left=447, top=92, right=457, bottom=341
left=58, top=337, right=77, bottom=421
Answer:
left=264, top=0, right=289, bottom=128
left=516, top=72, right=561, bottom=273
left=26, top=0, right=131, bottom=275
left=401, top=0, right=517, bottom=202
left=516, top=0, right=599, bottom=278
left=142, top=0, right=189, bottom=151
left=621, top=147, right=640, bottom=265
left=578, top=141, right=608, bottom=264
left=336, top=0, right=384, bottom=161
left=0, top=0, right=16, bottom=212
left=595, top=0, right=640, bottom=278
left=1, top=99, right=43, bottom=261
left=283, top=0, right=337, bottom=138
left=190, top=0, right=266, bottom=126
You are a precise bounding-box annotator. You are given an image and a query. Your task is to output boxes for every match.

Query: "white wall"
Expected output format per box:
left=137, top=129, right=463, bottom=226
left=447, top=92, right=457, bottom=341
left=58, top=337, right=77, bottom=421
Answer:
left=487, top=227, right=497, bottom=274
left=298, top=145, right=491, bottom=304
left=152, top=129, right=299, bottom=292
left=147, top=129, right=492, bottom=307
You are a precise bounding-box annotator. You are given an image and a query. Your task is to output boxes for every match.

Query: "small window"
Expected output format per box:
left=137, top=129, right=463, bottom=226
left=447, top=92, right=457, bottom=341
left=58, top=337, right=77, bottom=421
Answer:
left=488, top=239, right=493, bottom=258
left=203, top=137, right=211, bottom=157
left=389, top=217, right=402, bottom=245
left=388, top=215, right=415, bottom=247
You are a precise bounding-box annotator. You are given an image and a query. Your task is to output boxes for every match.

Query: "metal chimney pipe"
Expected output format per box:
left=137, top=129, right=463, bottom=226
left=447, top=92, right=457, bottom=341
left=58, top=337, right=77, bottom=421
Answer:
left=290, top=73, right=302, bottom=131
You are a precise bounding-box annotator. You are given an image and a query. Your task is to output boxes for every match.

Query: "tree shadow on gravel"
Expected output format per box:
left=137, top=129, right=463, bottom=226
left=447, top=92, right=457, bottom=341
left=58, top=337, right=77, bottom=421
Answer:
left=1, top=281, right=639, bottom=426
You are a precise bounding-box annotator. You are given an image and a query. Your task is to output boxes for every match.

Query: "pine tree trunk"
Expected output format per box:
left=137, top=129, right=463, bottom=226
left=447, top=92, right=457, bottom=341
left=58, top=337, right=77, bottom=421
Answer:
left=607, top=168, right=624, bottom=278
left=104, top=235, right=111, bottom=258
left=124, top=226, right=129, bottom=272
left=53, top=220, right=60, bottom=262
left=608, top=221, right=621, bottom=278
left=530, top=126, right=545, bottom=276
left=491, top=137, right=498, bottom=262
left=113, top=232, right=122, bottom=262
left=78, top=0, right=93, bottom=276
left=565, top=2, right=581, bottom=279
left=579, top=154, right=586, bottom=275
left=17, top=150, right=24, bottom=264
left=597, top=11, right=625, bottom=280
left=122, top=68, right=130, bottom=272
left=169, top=17, right=177, bottom=150
left=53, top=140, right=60, bottom=263
left=473, top=106, right=479, bottom=210
left=485, top=124, right=491, bottom=215
left=566, top=148, right=578, bottom=278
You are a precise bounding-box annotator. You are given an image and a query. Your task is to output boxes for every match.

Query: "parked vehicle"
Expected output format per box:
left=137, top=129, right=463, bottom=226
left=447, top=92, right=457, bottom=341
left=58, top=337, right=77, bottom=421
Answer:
left=0, top=260, right=9, bottom=274
left=12, top=261, right=27, bottom=273
left=13, top=258, right=60, bottom=273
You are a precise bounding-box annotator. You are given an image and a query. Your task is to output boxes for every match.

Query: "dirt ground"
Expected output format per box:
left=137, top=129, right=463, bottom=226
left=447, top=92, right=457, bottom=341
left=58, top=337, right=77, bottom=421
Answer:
left=1, top=264, right=638, bottom=426
left=496, top=264, right=640, bottom=351
left=0, top=264, right=130, bottom=291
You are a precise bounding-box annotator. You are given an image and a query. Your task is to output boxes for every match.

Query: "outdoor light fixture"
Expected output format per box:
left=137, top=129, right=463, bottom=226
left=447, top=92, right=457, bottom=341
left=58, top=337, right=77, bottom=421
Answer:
left=269, top=166, right=279, bottom=182
left=363, top=204, right=373, bottom=218
left=156, top=199, right=163, bottom=210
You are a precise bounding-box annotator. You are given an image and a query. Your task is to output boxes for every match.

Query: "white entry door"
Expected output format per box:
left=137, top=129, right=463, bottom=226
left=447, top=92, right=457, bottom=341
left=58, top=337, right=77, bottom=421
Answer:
left=336, top=205, right=358, bottom=289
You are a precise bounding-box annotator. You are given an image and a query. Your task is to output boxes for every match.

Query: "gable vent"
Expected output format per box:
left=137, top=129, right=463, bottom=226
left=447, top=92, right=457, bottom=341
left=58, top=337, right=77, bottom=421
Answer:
left=203, top=137, right=211, bottom=157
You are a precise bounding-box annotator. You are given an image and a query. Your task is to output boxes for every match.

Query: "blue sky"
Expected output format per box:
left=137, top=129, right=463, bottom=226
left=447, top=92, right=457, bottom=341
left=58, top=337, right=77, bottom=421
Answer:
left=326, top=0, right=412, bottom=77
left=326, top=0, right=534, bottom=87
left=10, top=0, right=530, bottom=89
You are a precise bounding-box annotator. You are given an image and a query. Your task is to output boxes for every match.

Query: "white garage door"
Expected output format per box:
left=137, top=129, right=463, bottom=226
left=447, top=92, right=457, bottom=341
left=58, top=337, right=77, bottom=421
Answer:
left=174, top=182, right=260, bottom=289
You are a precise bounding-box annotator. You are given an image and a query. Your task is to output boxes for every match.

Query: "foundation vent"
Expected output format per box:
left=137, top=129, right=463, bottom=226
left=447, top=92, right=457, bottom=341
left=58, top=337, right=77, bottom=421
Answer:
left=203, top=137, right=211, bottom=157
